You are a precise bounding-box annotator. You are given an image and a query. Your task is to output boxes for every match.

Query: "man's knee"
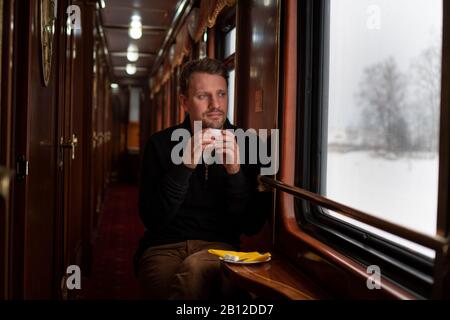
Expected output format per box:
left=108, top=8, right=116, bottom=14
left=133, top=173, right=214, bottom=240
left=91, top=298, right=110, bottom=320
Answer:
left=170, top=251, right=221, bottom=299
left=181, top=252, right=220, bottom=273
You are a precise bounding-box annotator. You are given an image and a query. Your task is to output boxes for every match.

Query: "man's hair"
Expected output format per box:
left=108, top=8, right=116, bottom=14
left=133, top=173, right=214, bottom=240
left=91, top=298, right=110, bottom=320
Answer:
left=180, top=58, right=228, bottom=96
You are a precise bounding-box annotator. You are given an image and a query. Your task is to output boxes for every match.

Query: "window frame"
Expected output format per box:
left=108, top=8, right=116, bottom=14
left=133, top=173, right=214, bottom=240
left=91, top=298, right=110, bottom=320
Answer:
left=215, top=6, right=237, bottom=123
left=215, top=6, right=237, bottom=62
left=294, top=0, right=449, bottom=298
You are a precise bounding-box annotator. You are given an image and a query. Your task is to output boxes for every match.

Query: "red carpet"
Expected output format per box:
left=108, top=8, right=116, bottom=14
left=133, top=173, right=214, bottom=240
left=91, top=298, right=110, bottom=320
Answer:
left=81, top=184, right=145, bottom=299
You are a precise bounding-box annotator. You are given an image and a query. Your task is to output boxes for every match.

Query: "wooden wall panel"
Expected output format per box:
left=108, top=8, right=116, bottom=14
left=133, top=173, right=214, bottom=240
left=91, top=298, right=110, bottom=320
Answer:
left=127, top=122, right=140, bottom=150
left=80, top=2, right=96, bottom=276
left=0, top=0, right=14, bottom=299
left=10, top=0, right=62, bottom=298
left=63, top=0, right=91, bottom=282
left=235, top=0, right=280, bottom=252
left=0, top=0, right=118, bottom=299
left=236, top=0, right=280, bottom=131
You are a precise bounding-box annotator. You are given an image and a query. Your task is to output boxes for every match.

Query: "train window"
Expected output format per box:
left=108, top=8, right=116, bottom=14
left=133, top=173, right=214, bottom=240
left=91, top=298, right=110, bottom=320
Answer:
left=225, top=27, right=236, bottom=57
left=228, top=69, right=236, bottom=123
left=325, top=0, right=443, bottom=248
left=222, top=27, right=236, bottom=124
left=216, top=6, right=236, bottom=124
left=296, top=0, right=445, bottom=296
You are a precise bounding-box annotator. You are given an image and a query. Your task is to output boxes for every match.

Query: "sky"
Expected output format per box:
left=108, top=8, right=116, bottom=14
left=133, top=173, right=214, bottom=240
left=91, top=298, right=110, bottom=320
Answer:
left=327, top=0, right=443, bottom=132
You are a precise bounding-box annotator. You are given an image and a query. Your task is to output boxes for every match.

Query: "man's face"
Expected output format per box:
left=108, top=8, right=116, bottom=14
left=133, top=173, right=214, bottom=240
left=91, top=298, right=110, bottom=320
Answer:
left=180, top=72, right=228, bottom=129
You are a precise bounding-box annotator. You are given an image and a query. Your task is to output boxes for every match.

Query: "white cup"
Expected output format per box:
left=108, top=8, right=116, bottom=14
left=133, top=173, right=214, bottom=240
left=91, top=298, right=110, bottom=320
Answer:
left=208, top=129, right=223, bottom=139
left=203, top=129, right=223, bottom=164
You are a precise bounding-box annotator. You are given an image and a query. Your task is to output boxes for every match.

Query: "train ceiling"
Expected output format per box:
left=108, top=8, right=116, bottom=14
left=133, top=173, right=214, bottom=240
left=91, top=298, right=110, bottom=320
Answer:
left=98, top=0, right=182, bottom=86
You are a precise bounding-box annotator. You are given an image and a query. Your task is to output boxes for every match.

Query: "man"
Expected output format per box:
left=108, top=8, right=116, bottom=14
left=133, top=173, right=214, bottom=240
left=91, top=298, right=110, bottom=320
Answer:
left=136, top=58, right=266, bottom=300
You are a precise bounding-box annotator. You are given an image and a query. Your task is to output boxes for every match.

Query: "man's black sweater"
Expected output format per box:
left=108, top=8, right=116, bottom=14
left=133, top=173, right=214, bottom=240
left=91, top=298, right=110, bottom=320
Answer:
left=137, top=116, right=266, bottom=252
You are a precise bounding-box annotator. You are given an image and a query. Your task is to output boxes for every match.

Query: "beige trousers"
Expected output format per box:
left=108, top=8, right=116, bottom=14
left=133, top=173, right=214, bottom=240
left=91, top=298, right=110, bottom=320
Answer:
left=137, top=240, right=241, bottom=300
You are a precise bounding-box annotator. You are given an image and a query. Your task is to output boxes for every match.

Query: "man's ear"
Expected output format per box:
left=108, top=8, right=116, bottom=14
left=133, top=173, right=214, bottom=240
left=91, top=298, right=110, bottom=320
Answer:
left=179, top=94, right=189, bottom=113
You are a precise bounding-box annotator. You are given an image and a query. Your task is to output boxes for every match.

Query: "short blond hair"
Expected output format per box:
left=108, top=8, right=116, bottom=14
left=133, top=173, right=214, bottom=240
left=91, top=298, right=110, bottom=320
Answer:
left=180, top=58, right=228, bottom=96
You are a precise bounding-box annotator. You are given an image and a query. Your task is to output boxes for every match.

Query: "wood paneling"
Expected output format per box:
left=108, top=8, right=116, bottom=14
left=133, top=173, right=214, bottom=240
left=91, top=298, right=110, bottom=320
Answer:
left=0, top=0, right=117, bottom=299
left=222, top=256, right=328, bottom=300
left=102, top=0, right=179, bottom=16
left=435, top=0, right=450, bottom=299
left=102, top=7, right=171, bottom=27
left=11, top=0, right=60, bottom=298
left=80, top=2, right=96, bottom=277
left=234, top=0, right=279, bottom=253
left=127, top=122, right=140, bottom=150
left=62, top=0, right=90, bottom=293
left=0, top=0, right=14, bottom=299
left=105, top=30, right=165, bottom=53
left=236, top=0, right=279, bottom=131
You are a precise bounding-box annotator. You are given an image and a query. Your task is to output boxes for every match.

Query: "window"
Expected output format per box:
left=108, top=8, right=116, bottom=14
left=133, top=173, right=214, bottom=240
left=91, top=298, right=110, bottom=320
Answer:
left=296, top=0, right=446, bottom=297
left=227, top=68, right=235, bottom=123
left=225, top=27, right=236, bottom=57
left=224, top=27, right=236, bottom=124
left=326, top=0, right=442, bottom=243
left=215, top=5, right=236, bottom=124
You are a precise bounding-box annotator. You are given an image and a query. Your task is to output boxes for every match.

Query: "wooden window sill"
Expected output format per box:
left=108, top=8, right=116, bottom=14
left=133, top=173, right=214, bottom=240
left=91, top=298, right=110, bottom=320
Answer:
left=221, top=254, right=329, bottom=300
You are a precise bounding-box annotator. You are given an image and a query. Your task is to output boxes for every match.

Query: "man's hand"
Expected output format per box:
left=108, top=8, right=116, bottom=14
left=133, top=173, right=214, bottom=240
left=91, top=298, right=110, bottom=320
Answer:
left=215, top=130, right=241, bottom=175
left=182, top=129, right=215, bottom=170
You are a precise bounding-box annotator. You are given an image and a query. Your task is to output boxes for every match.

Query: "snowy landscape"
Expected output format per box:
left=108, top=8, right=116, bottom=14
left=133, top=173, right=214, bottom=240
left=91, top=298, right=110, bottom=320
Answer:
left=325, top=150, right=438, bottom=258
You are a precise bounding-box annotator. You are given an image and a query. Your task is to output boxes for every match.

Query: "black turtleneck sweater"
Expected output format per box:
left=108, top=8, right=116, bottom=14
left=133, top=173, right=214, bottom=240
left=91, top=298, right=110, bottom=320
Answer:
left=137, top=117, right=267, bottom=251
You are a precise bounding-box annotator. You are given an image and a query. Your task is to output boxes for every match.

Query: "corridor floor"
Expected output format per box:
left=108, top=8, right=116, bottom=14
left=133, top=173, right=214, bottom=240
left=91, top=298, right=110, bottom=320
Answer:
left=81, top=184, right=144, bottom=299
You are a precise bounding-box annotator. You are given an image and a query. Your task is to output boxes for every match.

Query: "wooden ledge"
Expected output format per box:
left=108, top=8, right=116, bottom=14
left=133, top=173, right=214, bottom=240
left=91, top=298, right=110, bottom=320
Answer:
left=221, top=255, right=328, bottom=300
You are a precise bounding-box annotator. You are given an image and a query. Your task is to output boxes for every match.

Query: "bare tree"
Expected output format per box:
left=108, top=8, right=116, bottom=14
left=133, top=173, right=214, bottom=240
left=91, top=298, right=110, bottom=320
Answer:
left=410, top=45, right=441, bottom=152
left=357, top=57, right=410, bottom=156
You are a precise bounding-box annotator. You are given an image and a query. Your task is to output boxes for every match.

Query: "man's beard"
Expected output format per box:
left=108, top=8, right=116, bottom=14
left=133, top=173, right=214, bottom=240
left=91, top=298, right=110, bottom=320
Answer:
left=202, top=111, right=225, bottom=129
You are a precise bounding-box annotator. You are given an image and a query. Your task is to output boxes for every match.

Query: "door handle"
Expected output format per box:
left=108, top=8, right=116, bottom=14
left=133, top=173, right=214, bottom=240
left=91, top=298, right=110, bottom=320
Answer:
left=60, top=134, right=79, bottom=160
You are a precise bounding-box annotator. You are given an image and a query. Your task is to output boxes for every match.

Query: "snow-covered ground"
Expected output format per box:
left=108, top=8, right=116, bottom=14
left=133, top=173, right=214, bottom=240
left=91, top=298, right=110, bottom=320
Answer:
left=325, top=151, right=438, bottom=258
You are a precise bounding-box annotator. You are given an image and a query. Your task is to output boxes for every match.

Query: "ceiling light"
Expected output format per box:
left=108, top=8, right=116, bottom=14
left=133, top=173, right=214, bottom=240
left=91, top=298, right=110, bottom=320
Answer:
left=126, top=64, right=137, bottom=75
left=130, top=15, right=142, bottom=28
left=110, top=83, right=119, bottom=89
left=129, top=28, right=142, bottom=40
left=127, top=44, right=139, bottom=62
left=129, top=15, right=142, bottom=40
left=100, top=0, right=106, bottom=9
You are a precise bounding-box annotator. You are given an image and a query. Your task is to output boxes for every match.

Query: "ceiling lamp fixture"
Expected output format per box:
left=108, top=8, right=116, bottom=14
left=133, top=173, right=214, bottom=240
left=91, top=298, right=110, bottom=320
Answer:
left=127, top=44, right=139, bottom=62
left=110, top=83, right=119, bottom=89
left=129, top=15, right=142, bottom=40
left=126, top=64, right=137, bottom=75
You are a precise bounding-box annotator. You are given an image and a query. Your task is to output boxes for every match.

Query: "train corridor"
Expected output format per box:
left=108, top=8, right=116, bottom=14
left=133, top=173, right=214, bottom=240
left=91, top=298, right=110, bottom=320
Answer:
left=80, top=184, right=144, bottom=300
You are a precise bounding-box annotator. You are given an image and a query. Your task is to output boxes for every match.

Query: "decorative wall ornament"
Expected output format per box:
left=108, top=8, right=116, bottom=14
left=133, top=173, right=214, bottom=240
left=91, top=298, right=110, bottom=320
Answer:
left=207, top=0, right=237, bottom=28
left=173, top=23, right=190, bottom=68
left=194, top=0, right=215, bottom=42
left=193, top=0, right=237, bottom=42
left=40, top=0, right=58, bottom=87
